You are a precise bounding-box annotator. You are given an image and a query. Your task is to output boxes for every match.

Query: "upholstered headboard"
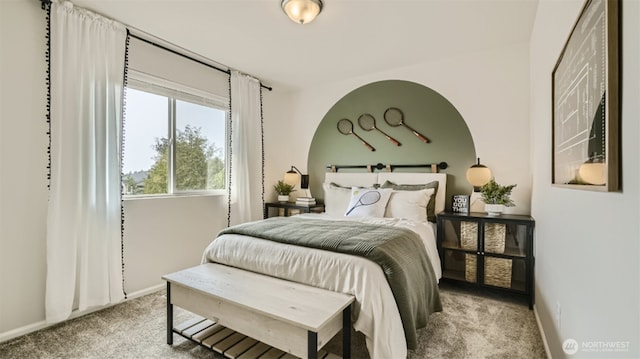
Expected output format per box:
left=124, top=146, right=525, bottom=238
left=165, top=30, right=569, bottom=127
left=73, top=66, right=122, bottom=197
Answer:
left=324, top=172, right=448, bottom=214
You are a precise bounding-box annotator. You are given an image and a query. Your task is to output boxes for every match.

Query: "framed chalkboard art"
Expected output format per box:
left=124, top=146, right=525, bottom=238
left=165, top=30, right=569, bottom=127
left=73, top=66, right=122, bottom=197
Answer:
left=552, top=0, right=619, bottom=191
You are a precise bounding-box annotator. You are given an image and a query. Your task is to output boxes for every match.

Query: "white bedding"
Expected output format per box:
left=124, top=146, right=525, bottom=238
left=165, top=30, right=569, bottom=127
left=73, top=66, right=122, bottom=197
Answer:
left=201, top=213, right=441, bottom=359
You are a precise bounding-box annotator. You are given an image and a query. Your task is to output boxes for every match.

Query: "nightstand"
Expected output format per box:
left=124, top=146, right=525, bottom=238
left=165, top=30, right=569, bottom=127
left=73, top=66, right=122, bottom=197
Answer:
left=263, top=202, right=325, bottom=219
left=437, top=211, right=535, bottom=309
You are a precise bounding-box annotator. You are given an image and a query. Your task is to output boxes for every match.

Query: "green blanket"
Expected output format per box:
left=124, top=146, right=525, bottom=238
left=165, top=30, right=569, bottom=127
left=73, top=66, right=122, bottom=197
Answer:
left=217, top=216, right=442, bottom=349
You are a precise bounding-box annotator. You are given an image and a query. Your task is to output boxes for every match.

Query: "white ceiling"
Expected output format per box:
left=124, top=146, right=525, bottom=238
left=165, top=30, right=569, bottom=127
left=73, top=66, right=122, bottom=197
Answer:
left=73, top=0, right=539, bottom=91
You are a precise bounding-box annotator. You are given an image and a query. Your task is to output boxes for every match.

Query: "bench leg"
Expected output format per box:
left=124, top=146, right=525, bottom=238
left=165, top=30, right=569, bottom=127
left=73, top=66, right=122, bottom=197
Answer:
left=343, top=305, right=351, bottom=359
left=167, top=282, right=173, bottom=345
left=307, top=331, right=317, bottom=359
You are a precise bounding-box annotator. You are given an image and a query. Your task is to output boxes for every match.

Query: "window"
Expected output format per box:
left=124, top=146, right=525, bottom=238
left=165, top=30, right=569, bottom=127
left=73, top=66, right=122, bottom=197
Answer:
left=122, top=75, right=228, bottom=196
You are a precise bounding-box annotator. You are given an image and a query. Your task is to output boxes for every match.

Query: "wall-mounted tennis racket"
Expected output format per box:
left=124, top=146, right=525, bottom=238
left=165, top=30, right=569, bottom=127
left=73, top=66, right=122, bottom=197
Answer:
left=345, top=190, right=381, bottom=216
left=383, top=107, right=430, bottom=143
left=357, top=113, right=401, bottom=146
left=337, top=118, right=376, bottom=152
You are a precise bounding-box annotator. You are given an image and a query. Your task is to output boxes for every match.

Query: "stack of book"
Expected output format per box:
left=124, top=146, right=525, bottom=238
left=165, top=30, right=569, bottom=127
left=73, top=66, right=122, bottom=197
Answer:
left=296, top=197, right=316, bottom=206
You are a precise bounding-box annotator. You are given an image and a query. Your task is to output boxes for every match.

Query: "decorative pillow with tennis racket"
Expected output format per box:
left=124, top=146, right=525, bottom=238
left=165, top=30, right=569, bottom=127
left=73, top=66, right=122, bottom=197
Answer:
left=344, top=188, right=392, bottom=218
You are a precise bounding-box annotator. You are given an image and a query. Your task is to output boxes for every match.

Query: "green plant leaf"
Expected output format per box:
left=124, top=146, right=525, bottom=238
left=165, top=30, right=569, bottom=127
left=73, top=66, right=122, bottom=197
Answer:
left=480, top=179, right=517, bottom=206
left=273, top=180, right=296, bottom=195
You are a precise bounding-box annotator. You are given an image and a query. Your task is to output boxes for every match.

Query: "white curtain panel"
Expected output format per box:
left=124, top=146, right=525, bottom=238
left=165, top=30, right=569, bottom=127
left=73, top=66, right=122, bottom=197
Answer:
left=46, top=1, right=127, bottom=323
left=229, top=71, right=263, bottom=225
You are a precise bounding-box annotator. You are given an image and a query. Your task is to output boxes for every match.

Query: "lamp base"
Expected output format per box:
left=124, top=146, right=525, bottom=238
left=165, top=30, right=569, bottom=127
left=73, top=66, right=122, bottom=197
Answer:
left=469, top=192, right=485, bottom=212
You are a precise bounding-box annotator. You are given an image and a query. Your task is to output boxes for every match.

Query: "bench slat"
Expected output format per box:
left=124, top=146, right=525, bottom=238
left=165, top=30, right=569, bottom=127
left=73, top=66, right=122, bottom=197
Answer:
left=212, top=332, right=247, bottom=354
left=192, top=323, right=224, bottom=343
left=173, top=316, right=205, bottom=334
left=201, top=327, right=235, bottom=348
left=182, top=319, right=215, bottom=338
left=237, top=341, right=271, bottom=359
left=259, top=347, right=285, bottom=359
left=225, top=336, right=259, bottom=359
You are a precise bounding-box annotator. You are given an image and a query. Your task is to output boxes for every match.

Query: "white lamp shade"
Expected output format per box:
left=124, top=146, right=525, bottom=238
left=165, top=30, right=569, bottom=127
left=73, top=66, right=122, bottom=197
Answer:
left=282, top=0, right=322, bottom=24
left=284, top=171, right=299, bottom=186
left=579, top=162, right=606, bottom=185
left=466, top=166, right=492, bottom=188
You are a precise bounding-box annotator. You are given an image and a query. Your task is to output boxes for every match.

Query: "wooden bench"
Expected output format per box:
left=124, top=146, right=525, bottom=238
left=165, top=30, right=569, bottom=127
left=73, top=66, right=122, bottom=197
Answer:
left=162, top=263, right=355, bottom=359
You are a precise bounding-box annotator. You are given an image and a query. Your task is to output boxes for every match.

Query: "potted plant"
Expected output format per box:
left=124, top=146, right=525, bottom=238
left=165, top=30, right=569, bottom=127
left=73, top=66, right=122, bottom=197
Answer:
left=274, top=180, right=295, bottom=202
left=480, top=179, right=516, bottom=216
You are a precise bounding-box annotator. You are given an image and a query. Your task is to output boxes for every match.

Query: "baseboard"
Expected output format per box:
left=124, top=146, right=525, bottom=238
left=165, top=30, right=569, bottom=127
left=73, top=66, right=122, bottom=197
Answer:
left=0, top=320, right=50, bottom=345
left=125, top=283, right=165, bottom=300
left=0, top=284, right=165, bottom=344
left=533, top=304, right=552, bottom=358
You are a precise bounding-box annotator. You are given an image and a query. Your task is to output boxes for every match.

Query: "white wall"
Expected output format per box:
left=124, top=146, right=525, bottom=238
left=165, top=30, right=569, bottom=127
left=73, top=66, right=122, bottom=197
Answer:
left=0, top=0, right=288, bottom=340
left=121, top=196, right=225, bottom=293
left=8, top=2, right=638, bottom=356
left=278, top=43, right=533, bottom=215
left=530, top=0, right=640, bottom=357
left=0, top=0, right=531, bottom=338
left=0, top=0, right=49, bottom=338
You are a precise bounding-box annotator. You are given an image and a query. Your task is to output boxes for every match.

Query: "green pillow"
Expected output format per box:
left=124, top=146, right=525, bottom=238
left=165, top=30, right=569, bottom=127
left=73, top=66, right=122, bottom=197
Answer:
left=380, top=180, right=439, bottom=222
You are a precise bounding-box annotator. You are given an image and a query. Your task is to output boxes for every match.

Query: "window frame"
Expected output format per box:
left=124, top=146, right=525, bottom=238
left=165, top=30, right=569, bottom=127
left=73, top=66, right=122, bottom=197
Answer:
left=123, top=71, right=229, bottom=199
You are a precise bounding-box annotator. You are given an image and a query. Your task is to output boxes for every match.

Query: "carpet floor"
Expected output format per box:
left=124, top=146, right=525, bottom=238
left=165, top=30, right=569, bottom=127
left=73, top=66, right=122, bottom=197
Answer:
left=0, top=282, right=546, bottom=358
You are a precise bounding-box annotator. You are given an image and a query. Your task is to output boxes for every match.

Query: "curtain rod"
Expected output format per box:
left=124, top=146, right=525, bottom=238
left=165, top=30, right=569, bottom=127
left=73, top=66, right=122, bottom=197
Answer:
left=40, top=0, right=273, bottom=92
left=128, top=32, right=272, bottom=92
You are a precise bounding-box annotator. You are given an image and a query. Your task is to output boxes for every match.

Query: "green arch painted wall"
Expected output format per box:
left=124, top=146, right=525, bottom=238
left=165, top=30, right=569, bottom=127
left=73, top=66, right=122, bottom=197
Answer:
left=307, top=80, right=476, bottom=211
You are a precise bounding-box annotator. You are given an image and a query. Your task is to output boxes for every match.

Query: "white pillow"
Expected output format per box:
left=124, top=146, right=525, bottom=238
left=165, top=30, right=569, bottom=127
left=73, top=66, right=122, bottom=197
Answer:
left=322, top=182, right=353, bottom=217
left=345, top=188, right=392, bottom=218
left=384, top=188, right=435, bottom=222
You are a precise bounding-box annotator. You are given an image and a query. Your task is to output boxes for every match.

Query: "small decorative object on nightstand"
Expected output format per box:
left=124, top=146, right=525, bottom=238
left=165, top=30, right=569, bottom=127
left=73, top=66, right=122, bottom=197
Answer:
left=466, top=158, right=492, bottom=192
left=479, top=179, right=516, bottom=216
left=296, top=196, right=316, bottom=206
left=451, top=195, right=470, bottom=213
left=274, top=180, right=295, bottom=202
left=284, top=165, right=312, bottom=197
left=465, top=158, right=492, bottom=212
left=437, top=211, right=535, bottom=309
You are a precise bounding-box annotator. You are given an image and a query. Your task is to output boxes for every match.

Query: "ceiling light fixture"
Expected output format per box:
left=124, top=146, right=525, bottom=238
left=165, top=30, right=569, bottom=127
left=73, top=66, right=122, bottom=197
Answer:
left=281, top=0, right=323, bottom=25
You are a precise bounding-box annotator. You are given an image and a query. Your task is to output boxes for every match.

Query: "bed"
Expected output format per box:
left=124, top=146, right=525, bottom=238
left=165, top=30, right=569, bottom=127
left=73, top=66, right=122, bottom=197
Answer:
left=202, top=172, right=446, bottom=359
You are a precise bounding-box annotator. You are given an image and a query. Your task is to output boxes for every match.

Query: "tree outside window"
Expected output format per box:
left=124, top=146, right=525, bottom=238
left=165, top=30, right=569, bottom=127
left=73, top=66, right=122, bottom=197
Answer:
left=122, top=87, right=227, bottom=196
